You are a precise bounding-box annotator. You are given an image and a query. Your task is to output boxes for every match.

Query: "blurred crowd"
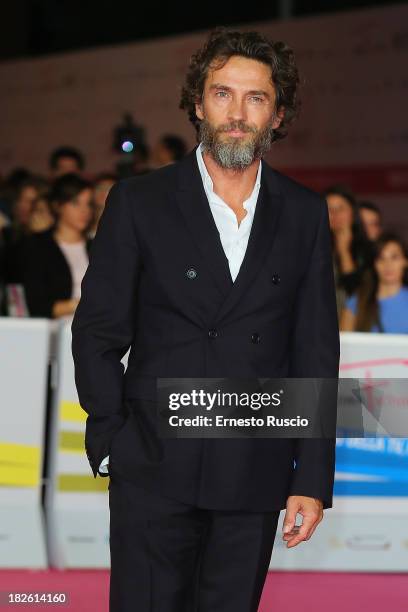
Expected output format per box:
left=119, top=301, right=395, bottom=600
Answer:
left=0, top=138, right=407, bottom=334
left=0, top=135, right=187, bottom=319
left=325, top=186, right=408, bottom=334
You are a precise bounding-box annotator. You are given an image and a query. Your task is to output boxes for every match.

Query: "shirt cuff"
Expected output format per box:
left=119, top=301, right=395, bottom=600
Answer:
left=98, top=455, right=109, bottom=474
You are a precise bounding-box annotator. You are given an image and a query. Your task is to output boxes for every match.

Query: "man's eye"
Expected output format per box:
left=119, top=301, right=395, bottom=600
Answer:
left=250, top=96, right=263, bottom=103
left=215, top=91, right=228, bottom=97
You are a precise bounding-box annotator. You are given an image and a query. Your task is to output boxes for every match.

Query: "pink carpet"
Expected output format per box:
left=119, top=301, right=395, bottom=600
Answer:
left=0, top=569, right=405, bottom=611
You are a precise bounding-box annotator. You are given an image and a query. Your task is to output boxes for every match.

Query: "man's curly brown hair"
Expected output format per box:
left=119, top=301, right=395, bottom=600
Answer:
left=179, top=26, right=301, bottom=143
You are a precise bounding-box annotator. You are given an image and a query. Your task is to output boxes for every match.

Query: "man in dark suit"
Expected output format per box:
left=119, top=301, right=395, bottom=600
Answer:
left=71, top=26, right=339, bottom=612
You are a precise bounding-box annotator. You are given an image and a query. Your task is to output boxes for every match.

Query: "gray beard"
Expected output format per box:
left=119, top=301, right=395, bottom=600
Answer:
left=198, top=118, right=275, bottom=171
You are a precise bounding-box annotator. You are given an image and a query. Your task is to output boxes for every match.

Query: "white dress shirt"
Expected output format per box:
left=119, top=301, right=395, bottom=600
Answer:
left=98, top=143, right=262, bottom=474
left=196, top=142, right=262, bottom=281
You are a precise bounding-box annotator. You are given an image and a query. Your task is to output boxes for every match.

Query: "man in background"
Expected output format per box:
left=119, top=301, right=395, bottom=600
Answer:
left=152, top=133, right=188, bottom=167
left=49, top=145, right=85, bottom=179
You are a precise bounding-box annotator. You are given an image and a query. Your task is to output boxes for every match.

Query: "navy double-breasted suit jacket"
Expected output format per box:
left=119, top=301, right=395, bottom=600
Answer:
left=71, top=144, right=340, bottom=511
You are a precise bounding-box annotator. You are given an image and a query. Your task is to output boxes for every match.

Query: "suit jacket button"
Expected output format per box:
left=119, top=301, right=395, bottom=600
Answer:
left=272, top=274, right=280, bottom=285
left=186, top=268, right=198, bottom=279
left=208, top=329, right=218, bottom=339
left=251, top=332, right=260, bottom=344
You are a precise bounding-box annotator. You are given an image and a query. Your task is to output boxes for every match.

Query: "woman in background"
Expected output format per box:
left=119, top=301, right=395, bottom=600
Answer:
left=22, top=173, right=94, bottom=318
left=358, top=200, right=383, bottom=242
left=323, top=184, right=373, bottom=316
left=340, top=232, right=408, bottom=333
left=1, top=175, right=49, bottom=284
left=28, top=191, right=55, bottom=233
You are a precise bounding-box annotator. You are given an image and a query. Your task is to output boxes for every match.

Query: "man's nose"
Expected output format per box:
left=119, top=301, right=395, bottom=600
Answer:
left=227, top=97, right=247, bottom=123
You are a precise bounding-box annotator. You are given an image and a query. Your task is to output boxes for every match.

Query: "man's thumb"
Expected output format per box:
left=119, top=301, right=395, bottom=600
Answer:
left=282, top=510, right=296, bottom=533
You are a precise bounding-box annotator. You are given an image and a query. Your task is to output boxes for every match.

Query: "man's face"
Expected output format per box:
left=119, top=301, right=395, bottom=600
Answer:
left=54, top=156, right=81, bottom=178
left=195, top=55, right=284, bottom=170
left=359, top=208, right=382, bottom=241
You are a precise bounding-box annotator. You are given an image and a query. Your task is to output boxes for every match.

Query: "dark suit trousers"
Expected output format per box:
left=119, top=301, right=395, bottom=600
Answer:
left=109, top=474, right=281, bottom=612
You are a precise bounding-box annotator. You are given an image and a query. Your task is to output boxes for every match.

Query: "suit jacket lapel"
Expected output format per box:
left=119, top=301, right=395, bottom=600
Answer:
left=174, top=145, right=233, bottom=299
left=174, top=145, right=285, bottom=321
left=213, top=166, right=285, bottom=324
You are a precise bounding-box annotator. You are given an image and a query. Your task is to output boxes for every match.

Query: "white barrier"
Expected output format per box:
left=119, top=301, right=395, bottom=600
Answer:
left=271, top=332, right=408, bottom=571
left=45, top=319, right=129, bottom=568
left=0, top=318, right=49, bottom=568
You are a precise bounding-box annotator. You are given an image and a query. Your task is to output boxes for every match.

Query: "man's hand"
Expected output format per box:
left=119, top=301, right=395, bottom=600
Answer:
left=282, top=495, right=323, bottom=548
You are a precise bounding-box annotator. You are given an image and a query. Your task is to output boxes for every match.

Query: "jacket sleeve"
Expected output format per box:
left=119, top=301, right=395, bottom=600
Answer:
left=71, top=179, right=141, bottom=477
left=288, top=197, right=340, bottom=509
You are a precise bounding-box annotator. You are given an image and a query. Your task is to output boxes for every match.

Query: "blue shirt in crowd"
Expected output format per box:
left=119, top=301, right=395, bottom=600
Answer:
left=345, top=286, right=408, bottom=334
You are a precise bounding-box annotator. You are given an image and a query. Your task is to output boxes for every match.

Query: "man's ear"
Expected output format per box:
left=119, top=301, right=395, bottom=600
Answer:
left=195, top=98, right=204, bottom=121
left=272, top=106, right=285, bottom=129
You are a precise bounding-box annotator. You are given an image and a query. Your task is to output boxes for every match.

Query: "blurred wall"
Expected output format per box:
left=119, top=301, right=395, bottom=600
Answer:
left=0, top=4, right=407, bottom=233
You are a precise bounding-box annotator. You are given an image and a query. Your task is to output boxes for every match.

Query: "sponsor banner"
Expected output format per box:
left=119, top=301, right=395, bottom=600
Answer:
left=335, top=333, right=408, bottom=499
